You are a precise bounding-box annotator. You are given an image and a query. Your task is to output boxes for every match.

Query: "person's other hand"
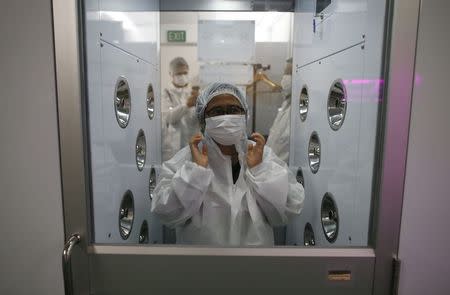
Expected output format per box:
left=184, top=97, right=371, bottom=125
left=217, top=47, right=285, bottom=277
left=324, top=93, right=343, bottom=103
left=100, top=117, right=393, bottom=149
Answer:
left=186, top=95, right=197, bottom=108
left=189, top=133, right=208, bottom=168
left=186, top=87, right=199, bottom=108
left=247, top=132, right=265, bottom=168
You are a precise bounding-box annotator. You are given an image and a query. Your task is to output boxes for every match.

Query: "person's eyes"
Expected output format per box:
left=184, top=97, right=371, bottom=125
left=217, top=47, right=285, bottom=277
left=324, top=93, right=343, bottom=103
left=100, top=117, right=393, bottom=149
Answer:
left=210, top=108, right=224, bottom=116
left=229, top=106, right=244, bottom=114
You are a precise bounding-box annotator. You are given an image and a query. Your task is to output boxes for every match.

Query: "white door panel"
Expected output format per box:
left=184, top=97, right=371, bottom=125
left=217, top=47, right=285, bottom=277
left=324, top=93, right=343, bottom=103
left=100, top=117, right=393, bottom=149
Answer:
left=288, top=44, right=371, bottom=246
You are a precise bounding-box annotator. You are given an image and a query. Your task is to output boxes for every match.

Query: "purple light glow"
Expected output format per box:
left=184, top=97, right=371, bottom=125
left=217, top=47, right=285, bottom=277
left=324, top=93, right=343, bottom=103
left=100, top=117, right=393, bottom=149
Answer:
left=345, top=79, right=384, bottom=85
left=414, top=73, right=423, bottom=85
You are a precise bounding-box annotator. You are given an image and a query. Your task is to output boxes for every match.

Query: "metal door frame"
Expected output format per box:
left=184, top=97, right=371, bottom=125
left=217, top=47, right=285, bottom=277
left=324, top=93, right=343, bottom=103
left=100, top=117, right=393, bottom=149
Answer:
left=52, top=0, right=421, bottom=294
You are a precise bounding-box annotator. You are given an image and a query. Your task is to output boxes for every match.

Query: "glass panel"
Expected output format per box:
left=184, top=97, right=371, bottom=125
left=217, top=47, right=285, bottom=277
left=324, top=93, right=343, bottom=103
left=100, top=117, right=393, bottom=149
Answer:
left=82, top=1, right=388, bottom=248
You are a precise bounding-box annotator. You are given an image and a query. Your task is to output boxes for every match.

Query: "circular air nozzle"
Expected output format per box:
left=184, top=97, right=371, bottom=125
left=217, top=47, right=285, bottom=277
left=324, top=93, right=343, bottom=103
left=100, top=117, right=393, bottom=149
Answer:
left=119, top=190, right=134, bottom=240
left=299, top=86, right=309, bottom=121
left=147, top=84, right=155, bottom=120
left=149, top=167, right=157, bottom=200
left=296, top=167, right=304, bottom=187
left=327, top=80, right=347, bottom=130
left=114, top=77, right=131, bottom=128
left=308, top=132, right=320, bottom=174
left=139, top=220, right=149, bottom=244
left=304, top=223, right=316, bottom=246
left=136, top=129, right=146, bottom=171
left=321, top=193, right=339, bottom=243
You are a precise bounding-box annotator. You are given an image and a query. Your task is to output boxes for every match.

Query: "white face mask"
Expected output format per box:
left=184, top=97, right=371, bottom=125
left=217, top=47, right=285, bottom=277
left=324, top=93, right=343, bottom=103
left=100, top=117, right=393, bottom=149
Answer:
left=173, top=74, right=189, bottom=87
left=205, top=115, right=246, bottom=146
left=280, top=75, right=292, bottom=96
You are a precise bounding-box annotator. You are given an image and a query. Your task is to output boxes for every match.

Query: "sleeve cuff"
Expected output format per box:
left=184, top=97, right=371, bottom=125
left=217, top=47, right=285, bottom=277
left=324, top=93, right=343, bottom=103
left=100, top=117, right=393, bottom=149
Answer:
left=182, top=161, right=213, bottom=191
left=247, top=161, right=269, bottom=177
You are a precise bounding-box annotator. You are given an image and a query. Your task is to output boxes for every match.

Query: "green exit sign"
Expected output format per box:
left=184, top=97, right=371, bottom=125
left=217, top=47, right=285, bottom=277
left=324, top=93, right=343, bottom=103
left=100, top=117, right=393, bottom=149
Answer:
left=167, top=31, right=186, bottom=42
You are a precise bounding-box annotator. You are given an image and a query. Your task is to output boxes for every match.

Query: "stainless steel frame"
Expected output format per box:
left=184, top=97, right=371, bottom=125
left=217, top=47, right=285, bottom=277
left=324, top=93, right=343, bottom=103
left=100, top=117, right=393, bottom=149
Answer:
left=88, top=246, right=375, bottom=294
left=371, top=0, right=422, bottom=294
left=52, top=0, right=90, bottom=294
left=52, top=0, right=421, bottom=293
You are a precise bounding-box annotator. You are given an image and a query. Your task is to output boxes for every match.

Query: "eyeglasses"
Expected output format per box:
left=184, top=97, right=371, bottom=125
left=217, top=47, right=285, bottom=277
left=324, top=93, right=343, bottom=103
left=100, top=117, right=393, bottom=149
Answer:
left=205, top=105, right=246, bottom=117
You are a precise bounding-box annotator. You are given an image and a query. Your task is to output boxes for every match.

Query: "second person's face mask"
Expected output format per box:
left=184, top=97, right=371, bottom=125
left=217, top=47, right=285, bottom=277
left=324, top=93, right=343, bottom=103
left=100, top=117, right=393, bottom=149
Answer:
left=205, top=114, right=246, bottom=146
left=173, top=74, right=189, bottom=87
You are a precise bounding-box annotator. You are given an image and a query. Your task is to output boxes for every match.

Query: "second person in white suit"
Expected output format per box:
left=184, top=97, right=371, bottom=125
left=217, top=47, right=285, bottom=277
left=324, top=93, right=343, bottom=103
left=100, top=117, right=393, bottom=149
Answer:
left=161, top=57, right=200, bottom=161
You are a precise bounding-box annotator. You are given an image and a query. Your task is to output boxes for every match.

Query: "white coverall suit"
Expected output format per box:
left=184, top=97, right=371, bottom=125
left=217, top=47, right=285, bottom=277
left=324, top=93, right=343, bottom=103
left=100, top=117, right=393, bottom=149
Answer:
left=151, top=135, right=304, bottom=246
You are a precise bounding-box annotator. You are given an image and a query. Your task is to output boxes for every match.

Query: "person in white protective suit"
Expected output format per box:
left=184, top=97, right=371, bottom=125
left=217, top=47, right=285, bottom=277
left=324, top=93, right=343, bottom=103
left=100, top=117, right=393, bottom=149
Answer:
left=151, top=82, right=305, bottom=246
left=266, top=58, right=293, bottom=163
left=162, top=57, right=200, bottom=161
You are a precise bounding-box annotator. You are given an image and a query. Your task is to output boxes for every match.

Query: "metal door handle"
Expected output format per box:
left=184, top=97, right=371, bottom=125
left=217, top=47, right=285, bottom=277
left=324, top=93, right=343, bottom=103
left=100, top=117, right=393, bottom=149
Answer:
left=62, top=233, right=81, bottom=295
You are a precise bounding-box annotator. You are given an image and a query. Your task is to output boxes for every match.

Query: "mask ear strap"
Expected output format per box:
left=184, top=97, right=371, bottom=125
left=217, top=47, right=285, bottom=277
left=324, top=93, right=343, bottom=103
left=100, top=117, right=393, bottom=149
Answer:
left=236, top=135, right=248, bottom=171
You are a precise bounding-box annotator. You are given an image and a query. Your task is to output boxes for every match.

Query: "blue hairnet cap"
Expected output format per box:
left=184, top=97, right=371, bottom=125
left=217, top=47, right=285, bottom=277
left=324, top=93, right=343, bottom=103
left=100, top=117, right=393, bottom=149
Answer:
left=196, top=82, right=248, bottom=122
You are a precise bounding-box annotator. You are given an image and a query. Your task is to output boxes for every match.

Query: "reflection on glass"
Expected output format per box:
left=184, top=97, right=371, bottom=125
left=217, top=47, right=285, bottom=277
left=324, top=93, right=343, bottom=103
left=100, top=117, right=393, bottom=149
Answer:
left=327, top=80, right=347, bottom=131
left=139, top=220, right=149, bottom=244
left=82, top=2, right=387, bottom=247
left=119, top=190, right=134, bottom=240
left=321, top=193, right=339, bottom=243
left=114, top=77, right=131, bottom=128
left=147, top=84, right=155, bottom=120
left=136, top=130, right=146, bottom=171
left=299, top=86, right=309, bottom=121
left=308, top=132, right=321, bottom=174
left=304, top=223, right=316, bottom=246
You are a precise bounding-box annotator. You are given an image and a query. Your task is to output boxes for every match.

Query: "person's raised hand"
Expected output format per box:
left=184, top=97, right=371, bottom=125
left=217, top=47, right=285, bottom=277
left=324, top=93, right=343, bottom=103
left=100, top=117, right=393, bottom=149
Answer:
left=247, top=132, right=265, bottom=168
left=191, top=86, right=200, bottom=97
left=189, top=133, right=208, bottom=168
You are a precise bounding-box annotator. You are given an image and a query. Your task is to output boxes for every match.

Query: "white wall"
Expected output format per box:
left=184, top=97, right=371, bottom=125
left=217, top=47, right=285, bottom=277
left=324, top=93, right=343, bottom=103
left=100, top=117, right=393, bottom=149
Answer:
left=398, top=1, right=450, bottom=294
left=0, top=1, right=65, bottom=294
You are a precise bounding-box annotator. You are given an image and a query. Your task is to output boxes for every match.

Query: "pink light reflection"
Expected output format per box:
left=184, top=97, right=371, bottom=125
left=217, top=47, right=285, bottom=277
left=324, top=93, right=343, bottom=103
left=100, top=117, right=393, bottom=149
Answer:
left=341, top=78, right=385, bottom=103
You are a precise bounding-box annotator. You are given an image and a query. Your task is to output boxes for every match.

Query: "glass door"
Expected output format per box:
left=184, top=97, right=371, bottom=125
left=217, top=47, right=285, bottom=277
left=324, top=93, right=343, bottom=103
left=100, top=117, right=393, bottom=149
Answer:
left=53, top=0, right=421, bottom=294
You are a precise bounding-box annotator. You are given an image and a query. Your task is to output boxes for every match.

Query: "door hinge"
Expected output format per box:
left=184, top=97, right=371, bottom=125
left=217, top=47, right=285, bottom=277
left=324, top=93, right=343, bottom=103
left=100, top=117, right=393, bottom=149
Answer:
left=391, top=256, right=401, bottom=295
